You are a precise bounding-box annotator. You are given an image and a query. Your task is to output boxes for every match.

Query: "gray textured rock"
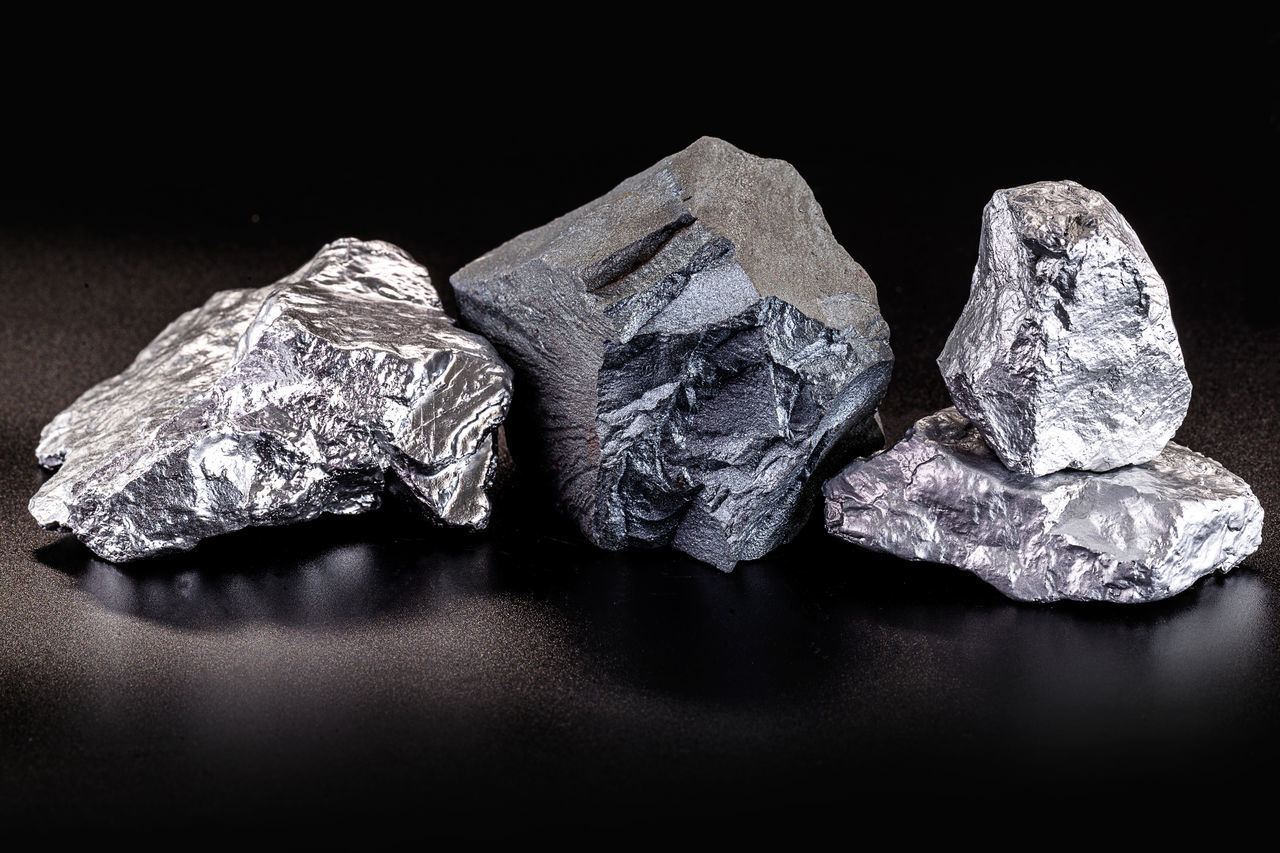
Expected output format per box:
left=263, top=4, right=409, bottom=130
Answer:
left=452, top=136, right=892, bottom=570
left=823, top=409, right=1263, bottom=603
left=31, top=238, right=513, bottom=561
left=938, top=180, right=1191, bottom=476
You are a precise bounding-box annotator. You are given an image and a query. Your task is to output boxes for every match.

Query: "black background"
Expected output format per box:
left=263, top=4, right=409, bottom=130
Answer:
left=4, top=27, right=1278, bottom=834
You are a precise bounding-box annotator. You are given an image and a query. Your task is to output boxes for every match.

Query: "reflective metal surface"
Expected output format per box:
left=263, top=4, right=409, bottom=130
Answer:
left=452, top=137, right=892, bottom=570
left=4, top=102, right=1275, bottom=833
left=824, top=408, right=1263, bottom=602
left=29, top=239, right=513, bottom=561
left=938, top=180, right=1191, bottom=476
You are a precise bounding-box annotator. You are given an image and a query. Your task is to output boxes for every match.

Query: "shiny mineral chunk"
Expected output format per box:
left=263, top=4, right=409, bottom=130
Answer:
left=938, top=180, right=1191, bottom=476
left=451, top=136, right=893, bottom=570
left=31, top=238, right=512, bottom=561
left=822, top=408, right=1263, bottom=603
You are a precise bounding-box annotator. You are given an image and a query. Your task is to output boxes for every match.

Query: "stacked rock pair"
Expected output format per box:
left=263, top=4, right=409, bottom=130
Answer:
left=31, top=141, right=1262, bottom=605
left=823, top=181, right=1264, bottom=602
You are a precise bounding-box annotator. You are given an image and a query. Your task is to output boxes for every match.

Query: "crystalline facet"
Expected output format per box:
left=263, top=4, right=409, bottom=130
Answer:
left=451, top=136, right=893, bottom=570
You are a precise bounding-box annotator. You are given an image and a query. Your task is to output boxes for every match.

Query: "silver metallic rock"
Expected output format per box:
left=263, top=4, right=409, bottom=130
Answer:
left=823, top=409, right=1263, bottom=603
left=452, top=136, right=892, bottom=571
left=31, top=238, right=513, bottom=562
left=938, top=180, right=1191, bottom=476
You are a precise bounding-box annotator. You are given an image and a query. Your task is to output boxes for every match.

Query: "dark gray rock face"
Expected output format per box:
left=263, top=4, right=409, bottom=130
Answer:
left=938, top=180, right=1191, bottom=476
left=452, top=136, right=892, bottom=570
left=31, top=239, right=513, bottom=561
left=823, top=409, right=1263, bottom=603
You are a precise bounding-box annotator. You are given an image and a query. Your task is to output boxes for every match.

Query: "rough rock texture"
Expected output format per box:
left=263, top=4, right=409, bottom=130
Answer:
left=452, top=136, right=892, bottom=570
left=938, top=180, right=1191, bottom=476
left=823, top=409, right=1263, bottom=603
left=31, top=239, right=512, bottom=561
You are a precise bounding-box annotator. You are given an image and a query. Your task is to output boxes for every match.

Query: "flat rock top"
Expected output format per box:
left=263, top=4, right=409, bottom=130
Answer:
left=453, top=136, right=879, bottom=330
left=835, top=407, right=1254, bottom=505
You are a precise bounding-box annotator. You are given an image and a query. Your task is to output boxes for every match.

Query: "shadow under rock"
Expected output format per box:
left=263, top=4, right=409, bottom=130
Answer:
left=34, top=507, right=503, bottom=629
left=33, top=480, right=1274, bottom=725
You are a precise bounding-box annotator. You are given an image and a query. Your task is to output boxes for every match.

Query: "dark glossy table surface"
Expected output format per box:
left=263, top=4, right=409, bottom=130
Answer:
left=3, top=74, right=1277, bottom=831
